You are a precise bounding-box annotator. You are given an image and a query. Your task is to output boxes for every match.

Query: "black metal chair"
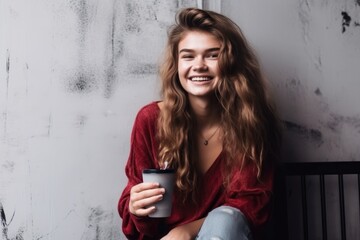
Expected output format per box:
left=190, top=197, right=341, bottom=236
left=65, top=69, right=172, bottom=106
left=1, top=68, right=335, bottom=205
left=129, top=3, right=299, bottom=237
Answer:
left=271, top=161, right=360, bottom=240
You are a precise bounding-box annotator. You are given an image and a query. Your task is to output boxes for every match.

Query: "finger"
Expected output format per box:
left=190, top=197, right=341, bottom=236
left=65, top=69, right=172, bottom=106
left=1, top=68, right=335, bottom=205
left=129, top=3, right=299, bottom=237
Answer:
left=131, top=182, right=160, bottom=193
left=131, top=188, right=165, bottom=202
left=130, top=193, right=163, bottom=217
left=134, top=205, right=156, bottom=217
left=132, top=194, right=163, bottom=211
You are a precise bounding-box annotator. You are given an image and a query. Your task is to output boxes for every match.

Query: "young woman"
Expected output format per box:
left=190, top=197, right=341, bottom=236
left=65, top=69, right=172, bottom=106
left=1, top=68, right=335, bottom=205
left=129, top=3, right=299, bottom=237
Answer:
left=118, top=8, right=282, bottom=240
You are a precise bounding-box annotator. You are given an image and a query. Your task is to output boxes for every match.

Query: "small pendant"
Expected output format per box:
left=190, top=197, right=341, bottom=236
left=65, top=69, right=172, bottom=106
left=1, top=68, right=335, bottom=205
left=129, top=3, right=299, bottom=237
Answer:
left=204, top=140, right=208, bottom=145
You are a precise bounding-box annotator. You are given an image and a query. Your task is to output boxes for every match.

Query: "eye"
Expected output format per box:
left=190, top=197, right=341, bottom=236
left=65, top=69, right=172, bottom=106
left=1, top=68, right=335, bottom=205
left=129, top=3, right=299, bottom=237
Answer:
left=206, top=52, right=219, bottom=59
left=181, top=54, right=194, bottom=60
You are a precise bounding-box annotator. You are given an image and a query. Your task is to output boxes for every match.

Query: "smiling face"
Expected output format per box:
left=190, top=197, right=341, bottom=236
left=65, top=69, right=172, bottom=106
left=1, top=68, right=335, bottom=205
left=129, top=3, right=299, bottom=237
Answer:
left=177, top=30, right=221, bottom=101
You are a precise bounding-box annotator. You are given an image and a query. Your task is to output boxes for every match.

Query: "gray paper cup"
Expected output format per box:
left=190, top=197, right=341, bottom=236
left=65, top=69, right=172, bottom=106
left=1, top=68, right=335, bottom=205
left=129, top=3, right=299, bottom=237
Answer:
left=142, top=169, right=175, bottom=218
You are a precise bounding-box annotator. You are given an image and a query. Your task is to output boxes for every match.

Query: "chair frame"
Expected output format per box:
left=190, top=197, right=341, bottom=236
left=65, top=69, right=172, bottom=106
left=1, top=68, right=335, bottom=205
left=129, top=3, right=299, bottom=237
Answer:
left=273, top=161, right=360, bottom=240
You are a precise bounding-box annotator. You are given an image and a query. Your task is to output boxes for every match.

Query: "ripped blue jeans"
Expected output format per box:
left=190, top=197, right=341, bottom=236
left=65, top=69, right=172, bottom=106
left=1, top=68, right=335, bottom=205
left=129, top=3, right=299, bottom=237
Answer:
left=196, top=206, right=253, bottom=240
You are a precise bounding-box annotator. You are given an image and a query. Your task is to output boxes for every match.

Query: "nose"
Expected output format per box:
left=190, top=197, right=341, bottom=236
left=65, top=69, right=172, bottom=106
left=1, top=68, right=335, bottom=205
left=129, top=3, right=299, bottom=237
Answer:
left=193, top=57, right=208, bottom=72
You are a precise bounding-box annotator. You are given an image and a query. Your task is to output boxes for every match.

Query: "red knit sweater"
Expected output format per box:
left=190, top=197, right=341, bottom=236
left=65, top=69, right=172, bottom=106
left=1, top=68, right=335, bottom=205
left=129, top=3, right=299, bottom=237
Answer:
left=118, top=102, right=274, bottom=240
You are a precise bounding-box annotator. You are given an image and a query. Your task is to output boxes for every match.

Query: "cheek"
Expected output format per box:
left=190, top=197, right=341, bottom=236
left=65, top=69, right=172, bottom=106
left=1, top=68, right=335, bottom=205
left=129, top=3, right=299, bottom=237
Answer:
left=177, top=62, right=189, bottom=77
left=212, top=62, right=220, bottom=72
left=176, top=68, right=186, bottom=87
left=178, top=76, right=187, bottom=91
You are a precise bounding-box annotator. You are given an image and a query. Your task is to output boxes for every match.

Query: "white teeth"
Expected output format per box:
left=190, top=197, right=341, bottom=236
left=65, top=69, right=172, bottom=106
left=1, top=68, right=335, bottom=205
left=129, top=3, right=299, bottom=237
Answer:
left=191, top=77, right=211, bottom=81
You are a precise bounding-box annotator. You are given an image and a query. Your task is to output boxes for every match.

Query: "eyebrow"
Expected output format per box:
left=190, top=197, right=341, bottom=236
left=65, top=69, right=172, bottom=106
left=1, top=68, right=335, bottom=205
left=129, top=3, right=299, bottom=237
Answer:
left=179, top=47, right=220, bottom=53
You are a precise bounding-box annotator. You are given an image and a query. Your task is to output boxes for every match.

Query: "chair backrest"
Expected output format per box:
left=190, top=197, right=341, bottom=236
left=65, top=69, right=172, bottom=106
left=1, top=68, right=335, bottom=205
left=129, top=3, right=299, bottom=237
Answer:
left=272, top=161, right=360, bottom=240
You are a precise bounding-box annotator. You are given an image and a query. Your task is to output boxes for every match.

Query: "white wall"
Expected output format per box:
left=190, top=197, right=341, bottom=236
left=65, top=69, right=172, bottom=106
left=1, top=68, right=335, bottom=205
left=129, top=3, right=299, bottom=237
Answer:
left=0, top=0, right=197, bottom=239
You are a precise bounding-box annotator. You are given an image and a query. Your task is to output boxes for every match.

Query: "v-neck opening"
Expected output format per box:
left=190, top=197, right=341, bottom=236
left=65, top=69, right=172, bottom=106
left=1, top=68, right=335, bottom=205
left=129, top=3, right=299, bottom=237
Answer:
left=201, top=150, right=223, bottom=177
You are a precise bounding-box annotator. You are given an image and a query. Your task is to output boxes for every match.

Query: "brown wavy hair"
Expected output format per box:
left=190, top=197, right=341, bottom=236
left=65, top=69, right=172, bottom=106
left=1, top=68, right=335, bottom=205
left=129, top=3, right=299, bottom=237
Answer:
left=157, top=8, right=282, bottom=201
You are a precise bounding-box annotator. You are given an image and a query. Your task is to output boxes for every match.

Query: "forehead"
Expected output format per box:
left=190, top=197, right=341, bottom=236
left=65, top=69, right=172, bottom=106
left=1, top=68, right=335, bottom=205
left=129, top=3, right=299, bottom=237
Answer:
left=178, top=30, right=221, bottom=51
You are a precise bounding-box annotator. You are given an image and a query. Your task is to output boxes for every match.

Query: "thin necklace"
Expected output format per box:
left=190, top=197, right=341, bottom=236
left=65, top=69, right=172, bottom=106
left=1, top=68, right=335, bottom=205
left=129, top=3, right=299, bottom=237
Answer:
left=201, top=126, right=220, bottom=146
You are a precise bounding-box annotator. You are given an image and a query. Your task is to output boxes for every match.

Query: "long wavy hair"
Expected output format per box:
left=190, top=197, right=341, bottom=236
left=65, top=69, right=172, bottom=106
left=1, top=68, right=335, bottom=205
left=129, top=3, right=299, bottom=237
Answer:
left=157, top=8, right=282, bottom=201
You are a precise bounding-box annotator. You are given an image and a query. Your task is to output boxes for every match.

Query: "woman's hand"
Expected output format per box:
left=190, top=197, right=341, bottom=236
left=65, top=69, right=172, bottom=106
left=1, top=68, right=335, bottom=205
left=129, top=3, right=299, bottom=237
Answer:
left=160, top=218, right=205, bottom=240
left=129, top=182, right=165, bottom=217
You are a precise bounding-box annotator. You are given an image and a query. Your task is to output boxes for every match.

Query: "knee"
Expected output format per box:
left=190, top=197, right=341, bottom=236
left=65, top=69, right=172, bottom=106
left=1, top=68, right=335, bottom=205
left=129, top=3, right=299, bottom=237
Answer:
left=197, top=206, right=253, bottom=240
left=208, top=206, right=249, bottom=227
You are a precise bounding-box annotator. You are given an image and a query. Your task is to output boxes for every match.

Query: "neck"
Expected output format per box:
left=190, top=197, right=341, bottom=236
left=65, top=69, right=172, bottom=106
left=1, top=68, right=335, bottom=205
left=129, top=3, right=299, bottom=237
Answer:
left=188, top=95, right=220, bottom=127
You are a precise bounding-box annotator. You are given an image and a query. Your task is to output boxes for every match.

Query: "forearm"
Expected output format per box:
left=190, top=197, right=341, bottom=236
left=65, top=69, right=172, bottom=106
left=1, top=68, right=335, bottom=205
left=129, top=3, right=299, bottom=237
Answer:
left=186, top=218, right=206, bottom=238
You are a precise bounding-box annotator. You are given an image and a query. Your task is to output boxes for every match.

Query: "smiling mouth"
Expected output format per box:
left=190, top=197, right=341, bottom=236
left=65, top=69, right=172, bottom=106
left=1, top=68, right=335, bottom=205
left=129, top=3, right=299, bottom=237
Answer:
left=189, top=76, right=212, bottom=82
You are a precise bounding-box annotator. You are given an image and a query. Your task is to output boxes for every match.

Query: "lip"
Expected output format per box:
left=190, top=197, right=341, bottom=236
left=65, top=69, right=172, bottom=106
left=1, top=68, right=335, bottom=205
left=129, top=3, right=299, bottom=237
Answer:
left=188, top=76, right=213, bottom=82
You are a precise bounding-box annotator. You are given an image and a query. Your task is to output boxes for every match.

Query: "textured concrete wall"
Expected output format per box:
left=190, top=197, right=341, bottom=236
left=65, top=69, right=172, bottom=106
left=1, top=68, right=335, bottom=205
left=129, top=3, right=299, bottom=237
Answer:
left=0, top=0, right=197, bottom=239
left=221, top=1, right=360, bottom=239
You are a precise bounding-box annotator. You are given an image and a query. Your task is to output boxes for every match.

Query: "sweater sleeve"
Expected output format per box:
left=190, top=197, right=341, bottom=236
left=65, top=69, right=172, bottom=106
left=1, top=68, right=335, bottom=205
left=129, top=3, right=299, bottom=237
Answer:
left=118, top=104, right=162, bottom=239
left=224, top=160, right=274, bottom=236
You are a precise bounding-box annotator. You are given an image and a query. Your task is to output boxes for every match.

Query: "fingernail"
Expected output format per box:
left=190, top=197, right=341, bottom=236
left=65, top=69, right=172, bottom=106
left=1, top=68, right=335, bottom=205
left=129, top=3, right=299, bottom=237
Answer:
left=149, top=206, right=156, bottom=213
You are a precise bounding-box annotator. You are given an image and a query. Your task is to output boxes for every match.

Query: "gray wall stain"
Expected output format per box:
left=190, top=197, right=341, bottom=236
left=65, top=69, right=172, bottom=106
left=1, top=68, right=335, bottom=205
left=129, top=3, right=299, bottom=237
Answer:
left=47, top=114, right=52, bottom=137
left=342, top=11, right=352, bottom=33
left=75, top=115, right=88, bottom=134
left=327, top=113, right=360, bottom=133
left=298, top=0, right=311, bottom=44
left=105, top=67, right=116, bottom=98
left=129, top=63, right=158, bottom=75
left=104, top=3, right=121, bottom=99
left=3, top=50, right=10, bottom=138
left=25, top=63, right=29, bottom=96
left=1, top=161, right=15, bottom=173
left=314, top=88, right=322, bottom=96
left=283, top=120, right=323, bottom=144
left=6, top=50, right=10, bottom=99
left=81, top=207, right=116, bottom=240
left=0, top=202, right=23, bottom=240
left=1, top=202, right=7, bottom=230
left=125, top=2, right=142, bottom=33
left=67, top=0, right=99, bottom=94
left=69, top=0, right=91, bottom=44
left=67, top=70, right=97, bottom=93
left=285, top=77, right=302, bottom=88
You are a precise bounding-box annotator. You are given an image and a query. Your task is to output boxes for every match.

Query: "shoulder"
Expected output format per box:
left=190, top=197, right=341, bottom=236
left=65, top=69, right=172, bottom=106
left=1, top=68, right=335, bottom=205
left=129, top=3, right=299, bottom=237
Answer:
left=136, top=101, right=160, bottom=118
left=134, top=101, right=161, bottom=127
